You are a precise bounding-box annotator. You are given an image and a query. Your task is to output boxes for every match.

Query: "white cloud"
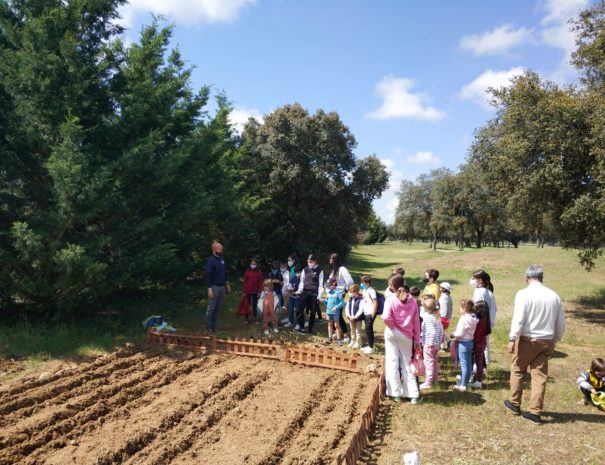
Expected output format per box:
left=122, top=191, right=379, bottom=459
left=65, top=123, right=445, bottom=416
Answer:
left=459, top=67, right=526, bottom=109
left=539, top=0, right=590, bottom=82
left=228, top=107, right=263, bottom=134
left=366, top=75, right=445, bottom=121
left=119, top=0, right=255, bottom=27
left=541, top=0, right=589, bottom=25
left=405, top=151, right=442, bottom=166
left=460, top=24, right=534, bottom=56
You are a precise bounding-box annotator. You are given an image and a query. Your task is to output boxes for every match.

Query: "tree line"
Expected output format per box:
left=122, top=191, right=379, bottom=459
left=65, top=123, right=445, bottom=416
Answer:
left=0, top=0, right=388, bottom=322
left=390, top=1, right=605, bottom=268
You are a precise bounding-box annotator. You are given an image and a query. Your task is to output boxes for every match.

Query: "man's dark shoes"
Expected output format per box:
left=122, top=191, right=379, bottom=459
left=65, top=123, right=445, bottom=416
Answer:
left=521, top=411, right=542, bottom=424
left=503, top=400, right=521, bottom=415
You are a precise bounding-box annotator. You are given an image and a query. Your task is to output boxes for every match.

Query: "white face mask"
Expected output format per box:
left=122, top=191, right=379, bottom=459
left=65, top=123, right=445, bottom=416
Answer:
left=280, top=267, right=287, bottom=272
left=287, top=260, right=294, bottom=267
left=308, top=262, right=315, bottom=268
left=469, top=278, right=477, bottom=288
left=250, top=264, right=257, bottom=269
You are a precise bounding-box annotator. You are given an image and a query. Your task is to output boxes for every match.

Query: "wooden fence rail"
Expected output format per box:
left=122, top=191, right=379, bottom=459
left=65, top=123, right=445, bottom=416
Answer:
left=285, top=345, right=361, bottom=372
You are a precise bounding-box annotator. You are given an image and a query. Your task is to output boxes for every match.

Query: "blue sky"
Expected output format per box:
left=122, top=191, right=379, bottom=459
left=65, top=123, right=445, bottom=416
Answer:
left=119, top=0, right=594, bottom=224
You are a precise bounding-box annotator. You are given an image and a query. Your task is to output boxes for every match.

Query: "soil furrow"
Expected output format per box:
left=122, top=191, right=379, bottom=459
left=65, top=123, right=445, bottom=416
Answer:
left=95, top=364, right=248, bottom=465
left=140, top=366, right=274, bottom=465
left=0, top=351, right=165, bottom=446
left=0, top=353, right=206, bottom=465
left=0, top=346, right=138, bottom=400
left=0, top=351, right=151, bottom=422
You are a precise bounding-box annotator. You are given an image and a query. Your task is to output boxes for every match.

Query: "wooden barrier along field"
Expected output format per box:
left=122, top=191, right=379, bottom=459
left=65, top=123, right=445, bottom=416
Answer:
left=148, top=329, right=382, bottom=464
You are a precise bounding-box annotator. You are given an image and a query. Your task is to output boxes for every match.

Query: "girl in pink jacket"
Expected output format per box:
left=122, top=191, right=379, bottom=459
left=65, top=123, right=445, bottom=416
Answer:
left=382, top=274, right=421, bottom=403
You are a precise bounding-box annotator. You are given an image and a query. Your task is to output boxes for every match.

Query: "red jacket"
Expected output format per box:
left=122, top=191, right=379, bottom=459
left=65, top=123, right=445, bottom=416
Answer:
left=243, top=268, right=263, bottom=294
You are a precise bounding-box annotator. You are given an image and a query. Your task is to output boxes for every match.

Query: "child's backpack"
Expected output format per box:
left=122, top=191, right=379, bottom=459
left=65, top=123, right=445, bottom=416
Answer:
left=376, top=292, right=385, bottom=315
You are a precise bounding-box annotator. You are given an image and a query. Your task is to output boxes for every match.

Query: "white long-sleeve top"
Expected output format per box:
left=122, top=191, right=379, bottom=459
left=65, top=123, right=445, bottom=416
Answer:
left=329, top=266, right=354, bottom=291
left=509, top=281, right=565, bottom=341
left=473, top=287, right=497, bottom=329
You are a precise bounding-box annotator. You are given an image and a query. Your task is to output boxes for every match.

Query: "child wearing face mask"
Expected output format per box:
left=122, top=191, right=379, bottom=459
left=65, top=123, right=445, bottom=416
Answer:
left=295, top=254, right=324, bottom=335
left=345, top=284, right=364, bottom=349
left=242, top=258, right=263, bottom=324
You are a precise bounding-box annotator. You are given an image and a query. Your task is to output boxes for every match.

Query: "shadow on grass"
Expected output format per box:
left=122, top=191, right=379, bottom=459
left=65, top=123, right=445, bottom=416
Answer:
left=358, top=402, right=394, bottom=465
left=571, top=287, right=605, bottom=326
left=420, top=390, right=486, bottom=406
left=542, top=410, right=605, bottom=424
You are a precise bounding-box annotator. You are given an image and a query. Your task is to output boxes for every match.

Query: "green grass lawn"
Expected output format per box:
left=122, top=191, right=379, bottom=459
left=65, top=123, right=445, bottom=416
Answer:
left=1, top=241, right=604, bottom=464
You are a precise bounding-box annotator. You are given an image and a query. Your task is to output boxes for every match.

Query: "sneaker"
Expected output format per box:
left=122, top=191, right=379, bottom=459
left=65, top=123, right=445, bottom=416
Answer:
left=455, top=374, right=461, bottom=382
left=503, top=400, right=521, bottom=415
left=352, top=342, right=361, bottom=349
left=283, top=322, right=292, bottom=328
left=243, top=320, right=250, bottom=325
left=521, top=411, right=542, bottom=425
left=348, top=340, right=355, bottom=348
left=453, top=385, right=467, bottom=392
left=281, top=318, right=290, bottom=324
left=331, top=333, right=338, bottom=340
left=304, top=321, right=309, bottom=328
left=389, top=396, right=402, bottom=402
left=410, top=397, right=422, bottom=405
left=343, top=336, right=350, bottom=344
left=337, top=340, right=343, bottom=346
left=419, top=382, right=432, bottom=390
left=264, top=329, right=270, bottom=336
left=295, top=329, right=308, bottom=336
left=324, top=337, right=332, bottom=344
left=273, top=328, right=279, bottom=333
left=294, top=324, right=300, bottom=331
left=470, top=381, right=482, bottom=389
left=361, top=346, right=374, bottom=354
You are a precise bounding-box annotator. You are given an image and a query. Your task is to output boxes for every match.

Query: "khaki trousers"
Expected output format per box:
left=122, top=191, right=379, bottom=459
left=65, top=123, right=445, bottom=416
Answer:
left=509, top=337, right=555, bottom=415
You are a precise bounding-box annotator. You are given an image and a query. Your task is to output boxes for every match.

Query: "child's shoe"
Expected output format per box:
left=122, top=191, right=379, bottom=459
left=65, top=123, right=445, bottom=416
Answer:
left=283, top=322, right=292, bottom=328
left=470, top=381, right=482, bottom=389
left=337, top=339, right=343, bottom=346
left=264, top=329, right=270, bottom=336
left=324, top=337, right=332, bottom=344
left=410, top=397, right=422, bottom=405
left=273, top=328, right=279, bottom=333
left=343, top=336, right=350, bottom=344
left=281, top=318, right=290, bottom=324
left=419, top=382, right=432, bottom=390
left=348, top=340, right=355, bottom=348
left=304, top=321, right=309, bottom=328
left=453, top=385, right=467, bottom=392
left=352, top=342, right=361, bottom=349
left=294, top=324, right=300, bottom=331
left=361, top=346, right=374, bottom=354
left=455, top=374, right=462, bottom=383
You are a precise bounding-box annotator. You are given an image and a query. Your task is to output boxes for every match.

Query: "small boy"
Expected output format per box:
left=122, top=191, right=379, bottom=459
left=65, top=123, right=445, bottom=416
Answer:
left=324, top=278, right=344, bottom=344
left=577, top=358, right=605, bottom=410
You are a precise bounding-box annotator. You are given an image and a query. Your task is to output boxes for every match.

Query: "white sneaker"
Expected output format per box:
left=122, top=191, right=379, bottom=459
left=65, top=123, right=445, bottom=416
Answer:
left=294, top=324, right=300, bottom=331
left=419, top=382, right=432, bottom=390
left=283, top=322, right=292, bottom=328
left=361, top=346, right=374, bottom=354
left=454, top=385, right=467, bottom=392
left=470, top=381, right=482, bottom=389
left=281, top=318, right=290, bottom=324
left=264, top=329, right=269, bottom=336
left=348, top=340, right=355, bottom=348
left=352, top=342, right=361, bottom=349
left=273, top=328, right=279, bottom=333
left=343, top=336, right=350, bottom=344
left=304, top=321, right=309, bottom=328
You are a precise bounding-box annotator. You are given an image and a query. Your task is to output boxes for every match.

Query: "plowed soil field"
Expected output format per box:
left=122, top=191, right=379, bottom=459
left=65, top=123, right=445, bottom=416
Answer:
left=0, top=345, right=378, bottom=465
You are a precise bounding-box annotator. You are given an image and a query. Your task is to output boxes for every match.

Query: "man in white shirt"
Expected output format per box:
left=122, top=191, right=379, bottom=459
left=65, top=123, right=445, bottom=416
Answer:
left=504, top=265, right=566, bottom=424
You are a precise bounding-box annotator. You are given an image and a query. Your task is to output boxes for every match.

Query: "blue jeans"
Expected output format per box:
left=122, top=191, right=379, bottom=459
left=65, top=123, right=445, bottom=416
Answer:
left=288, top=296, right=298, bottom=324
left=458, top=340, right=474, bottom=386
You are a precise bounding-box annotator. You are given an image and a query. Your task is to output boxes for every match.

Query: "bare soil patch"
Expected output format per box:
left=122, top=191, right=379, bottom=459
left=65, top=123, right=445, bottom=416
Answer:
left=0, top=344, right=378, bottom=465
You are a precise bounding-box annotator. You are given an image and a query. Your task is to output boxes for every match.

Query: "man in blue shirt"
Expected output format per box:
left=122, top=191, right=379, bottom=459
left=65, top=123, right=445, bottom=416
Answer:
left=205, top=241, right=231, bottom=335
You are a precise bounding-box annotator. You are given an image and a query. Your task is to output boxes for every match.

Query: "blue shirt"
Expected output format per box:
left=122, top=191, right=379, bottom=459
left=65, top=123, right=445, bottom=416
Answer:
left=205, top=253, right=228, bottom=288
left=325, top=289, right=344, bottom=316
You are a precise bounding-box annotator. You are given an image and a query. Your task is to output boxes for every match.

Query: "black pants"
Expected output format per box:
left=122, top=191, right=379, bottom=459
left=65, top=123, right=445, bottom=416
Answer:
left=247, top=294, right=258, bottom=319
left=296, top=293, right=317, bottom=333
left=338, top=308, right=348, bottom=335
left=364, top=314, right=375, bottom=348
left=580, top=387, right=593, bottom=403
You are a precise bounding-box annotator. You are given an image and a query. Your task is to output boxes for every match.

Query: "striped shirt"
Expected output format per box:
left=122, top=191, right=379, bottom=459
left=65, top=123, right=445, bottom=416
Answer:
left=422, top=313, right=444, bottom=346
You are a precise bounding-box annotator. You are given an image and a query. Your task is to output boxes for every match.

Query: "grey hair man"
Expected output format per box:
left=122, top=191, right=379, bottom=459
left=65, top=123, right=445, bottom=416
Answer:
left=503, top=265, right=566, bottom=424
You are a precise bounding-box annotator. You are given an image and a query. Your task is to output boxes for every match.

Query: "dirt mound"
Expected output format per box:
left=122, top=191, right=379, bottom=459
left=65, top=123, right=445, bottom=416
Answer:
left=0, top=345, right=378, bottom=465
